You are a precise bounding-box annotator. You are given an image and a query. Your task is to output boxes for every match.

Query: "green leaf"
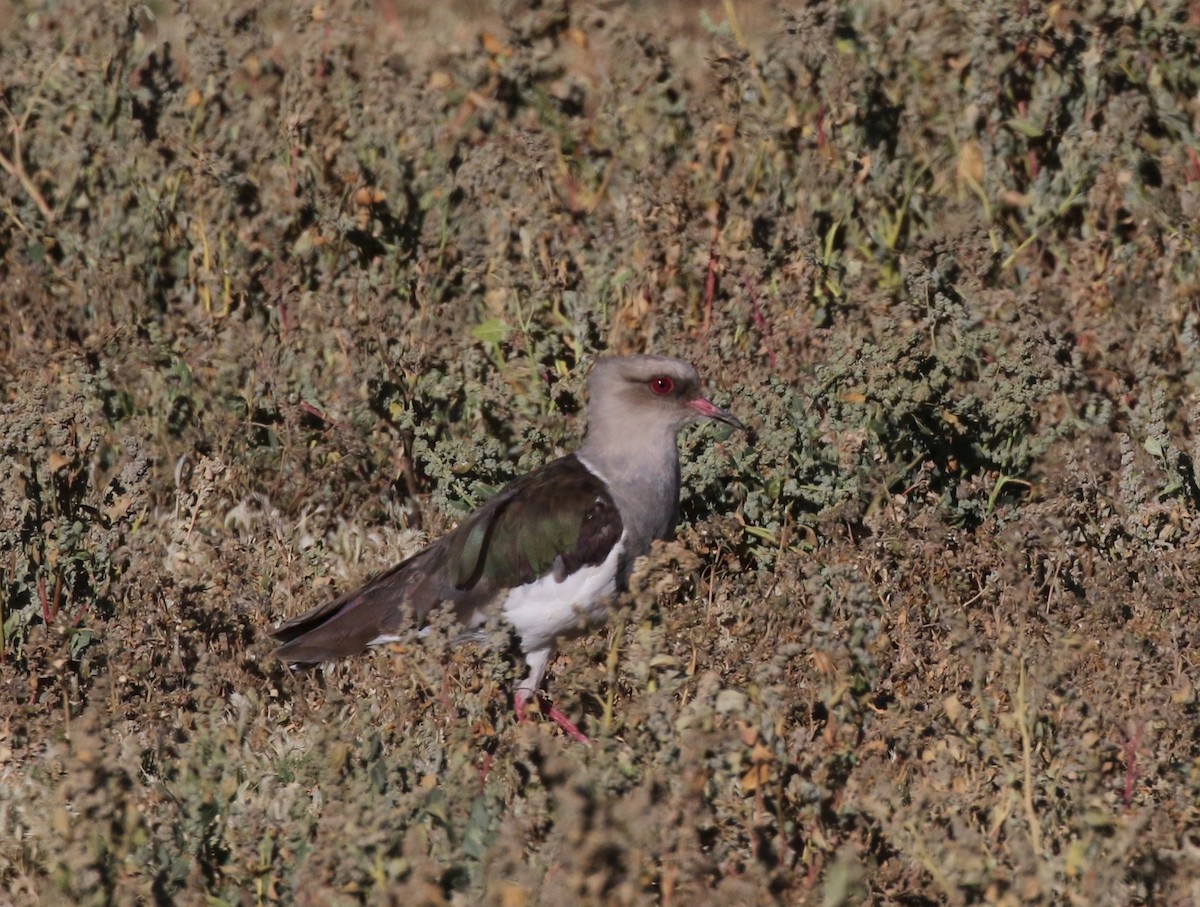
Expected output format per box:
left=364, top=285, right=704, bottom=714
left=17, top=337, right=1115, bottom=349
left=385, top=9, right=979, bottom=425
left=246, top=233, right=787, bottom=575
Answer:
left=472, top=319, right=510, bottom=345
left=1006, top=117, right=1044, bottom=138
left=68, top=628, right=96, bottom=659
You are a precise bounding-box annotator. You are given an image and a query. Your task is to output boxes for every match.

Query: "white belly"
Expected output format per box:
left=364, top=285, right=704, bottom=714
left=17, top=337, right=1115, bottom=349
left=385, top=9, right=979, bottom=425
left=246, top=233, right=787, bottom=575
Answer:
left=501, top=533, right=625, bottom=653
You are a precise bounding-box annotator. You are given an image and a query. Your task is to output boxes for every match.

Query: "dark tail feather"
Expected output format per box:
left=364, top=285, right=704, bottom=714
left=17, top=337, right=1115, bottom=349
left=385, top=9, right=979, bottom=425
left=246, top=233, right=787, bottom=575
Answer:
left=271, top=597, right=382, bottom=664
left=270, top=558, right=422, bottom=663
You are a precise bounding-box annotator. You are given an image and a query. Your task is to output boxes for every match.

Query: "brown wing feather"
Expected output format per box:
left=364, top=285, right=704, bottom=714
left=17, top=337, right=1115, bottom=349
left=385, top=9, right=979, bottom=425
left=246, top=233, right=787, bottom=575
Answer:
left=270, top=546, right=438, bottom=662
left=270, top=454, right=621, bottom=663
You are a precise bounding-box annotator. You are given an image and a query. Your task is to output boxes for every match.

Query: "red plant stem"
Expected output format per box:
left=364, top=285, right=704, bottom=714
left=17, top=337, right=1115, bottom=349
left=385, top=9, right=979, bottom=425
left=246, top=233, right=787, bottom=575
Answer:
left=743, top=271, right=777, bottom=368
left=299, top=400, right=346, bottom=432
left=1185, top=146, right=1200, bottom=183
left=71, top=598, right=94, bottom=628
left=278, top=296, right=291, bottom=338
left=52, top=573, right=63, bottom=623
left=1123, top=723, right=1143, bottom=809
left=38, top=573, right=62, bottom=624
left=478, top=751, right=495, bottom=784
left=38, top=575, right=51, bottom=624
left=703, top=238, right=719, bottom=335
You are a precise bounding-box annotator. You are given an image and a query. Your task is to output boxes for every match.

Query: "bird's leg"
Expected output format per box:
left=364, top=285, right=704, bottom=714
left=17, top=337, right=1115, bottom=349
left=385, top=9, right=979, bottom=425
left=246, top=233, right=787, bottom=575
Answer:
left=513, top=688, right=590, bottom=745
left=515, top=647, right=591, bottom=745
left=544, top=698, right=591, bottom=745
left=514, top=689, right=528, bottom=723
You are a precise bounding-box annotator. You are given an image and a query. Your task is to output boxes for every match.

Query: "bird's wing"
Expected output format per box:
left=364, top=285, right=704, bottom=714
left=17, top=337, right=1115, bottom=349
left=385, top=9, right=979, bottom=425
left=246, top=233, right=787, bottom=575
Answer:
left=270, top=454, right=623, bottom=663
left=444, top=454, right=623, bottom=589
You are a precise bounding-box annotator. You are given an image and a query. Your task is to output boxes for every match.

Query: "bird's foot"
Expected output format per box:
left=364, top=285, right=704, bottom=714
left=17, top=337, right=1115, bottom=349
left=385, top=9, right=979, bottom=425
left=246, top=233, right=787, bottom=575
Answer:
left=514, top=690, right=590, bottom=745
left=544, top=703, right=590, bottom=745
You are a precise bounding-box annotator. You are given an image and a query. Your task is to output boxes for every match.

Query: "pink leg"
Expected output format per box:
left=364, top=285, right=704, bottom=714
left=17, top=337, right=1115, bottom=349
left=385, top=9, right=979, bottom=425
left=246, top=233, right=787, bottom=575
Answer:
left=513, top=690, right=590, bottom=745
left=545, top=702, right=590, bottom=745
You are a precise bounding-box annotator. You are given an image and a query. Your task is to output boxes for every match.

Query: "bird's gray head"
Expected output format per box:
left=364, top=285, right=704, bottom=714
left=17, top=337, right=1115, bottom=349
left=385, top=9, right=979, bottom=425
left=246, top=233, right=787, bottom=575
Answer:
left=578, top=354, right=743, bottom=552
left=583, top=354, right=744, bottom=443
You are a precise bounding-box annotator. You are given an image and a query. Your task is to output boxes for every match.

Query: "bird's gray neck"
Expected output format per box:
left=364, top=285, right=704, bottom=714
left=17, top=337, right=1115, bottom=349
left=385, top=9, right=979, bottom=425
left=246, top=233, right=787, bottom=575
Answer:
left=577, top=426, right=681, bottom=569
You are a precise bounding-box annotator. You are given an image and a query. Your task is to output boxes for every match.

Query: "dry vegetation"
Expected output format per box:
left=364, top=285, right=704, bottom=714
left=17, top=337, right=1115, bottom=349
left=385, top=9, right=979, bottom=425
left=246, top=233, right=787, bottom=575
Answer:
left=2, top=0, right=1200, bottom=903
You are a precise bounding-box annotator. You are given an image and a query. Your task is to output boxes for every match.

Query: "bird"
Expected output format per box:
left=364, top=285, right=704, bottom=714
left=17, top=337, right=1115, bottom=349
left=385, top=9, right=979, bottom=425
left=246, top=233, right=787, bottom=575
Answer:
left=270, top=354, right=744, bottom=742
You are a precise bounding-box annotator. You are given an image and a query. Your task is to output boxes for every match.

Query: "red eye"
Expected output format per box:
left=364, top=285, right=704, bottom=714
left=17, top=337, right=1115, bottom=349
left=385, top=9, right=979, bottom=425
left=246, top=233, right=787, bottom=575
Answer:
left=649, top=376, right=674, bottom=395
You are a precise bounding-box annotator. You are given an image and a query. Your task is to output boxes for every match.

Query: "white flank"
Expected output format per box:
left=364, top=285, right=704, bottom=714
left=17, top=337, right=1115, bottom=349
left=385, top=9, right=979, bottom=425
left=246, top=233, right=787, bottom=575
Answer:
left=367, top=632, right=407, bottom=647
left=502, top=530, right=625, bottom=654
left=371, top=620, right=464, bottom=646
